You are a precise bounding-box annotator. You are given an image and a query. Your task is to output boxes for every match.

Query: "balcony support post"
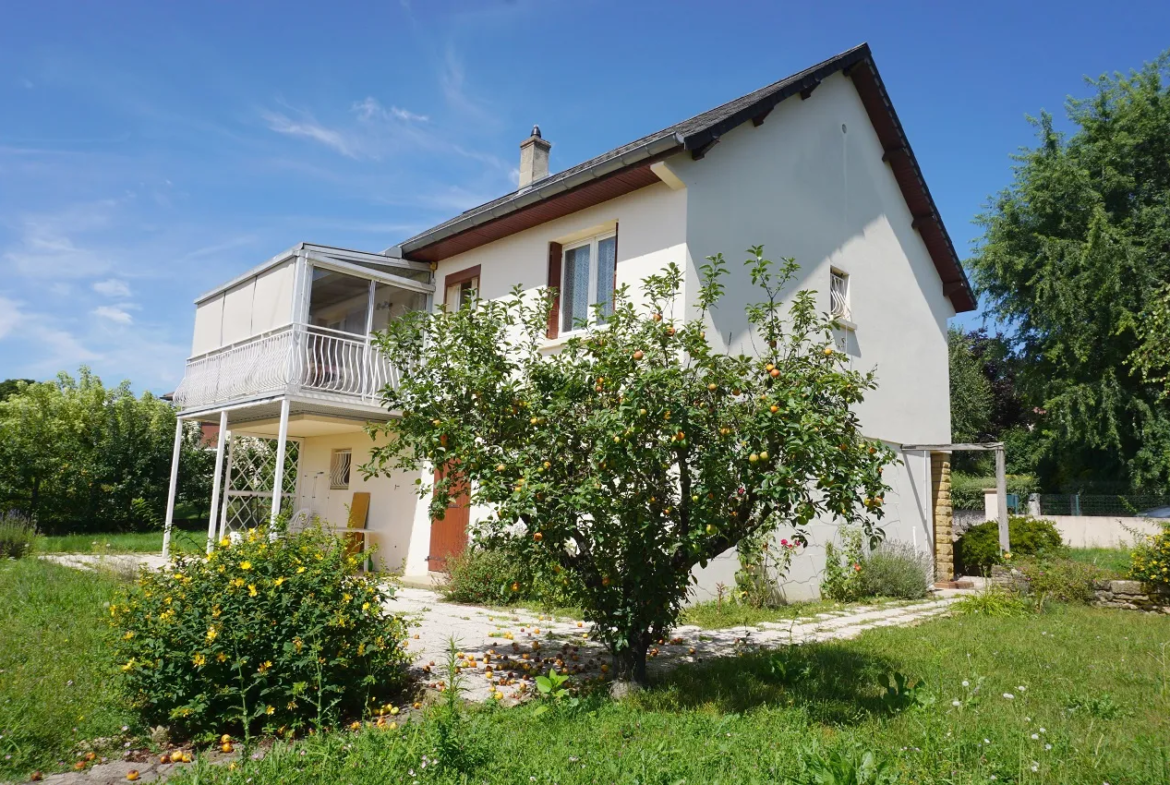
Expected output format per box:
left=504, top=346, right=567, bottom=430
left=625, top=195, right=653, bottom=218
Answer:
left=219, top=433, right=234, bottom=539
left=206, top=410, right=229, bottom=553
left=161, top=417, right=184, bottom=560
left=269, top=397, right=291, bottom=528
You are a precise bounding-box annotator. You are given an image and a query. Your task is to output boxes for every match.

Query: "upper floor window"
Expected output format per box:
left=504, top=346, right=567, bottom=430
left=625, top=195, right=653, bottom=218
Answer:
left=830, top=268, right=851, bottom=321
left=560, top=232, right=616, bottom=334
left=309, top=269, right=370, bottom=335
left=444, top=265, right=481, bottom=311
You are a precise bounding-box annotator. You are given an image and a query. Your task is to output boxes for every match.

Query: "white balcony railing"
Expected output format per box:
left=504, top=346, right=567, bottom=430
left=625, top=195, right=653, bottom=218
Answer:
left=173, top=323, right=401, bottom=411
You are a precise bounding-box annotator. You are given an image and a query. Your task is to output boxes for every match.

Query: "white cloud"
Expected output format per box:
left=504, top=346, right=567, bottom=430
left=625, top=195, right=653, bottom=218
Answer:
left=353, top=97, right=428, bottom=124
left=2, top=201, right=119, bottom=279
left=93, top=278, right=131, bottom=297
left=93, top=305, right=134, bottom=324
left=261, top=109, right=359, bottom=158
left=0, top=295, right=26, bottom=339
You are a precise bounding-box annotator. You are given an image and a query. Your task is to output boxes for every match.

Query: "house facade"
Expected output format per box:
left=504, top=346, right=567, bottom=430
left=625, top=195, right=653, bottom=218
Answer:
left=164, top=44, right=974, bottom=600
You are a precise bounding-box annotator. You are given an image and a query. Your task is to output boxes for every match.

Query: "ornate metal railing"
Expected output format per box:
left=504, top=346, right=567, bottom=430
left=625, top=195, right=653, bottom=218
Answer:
left=173, top=323, right=398, bottom=410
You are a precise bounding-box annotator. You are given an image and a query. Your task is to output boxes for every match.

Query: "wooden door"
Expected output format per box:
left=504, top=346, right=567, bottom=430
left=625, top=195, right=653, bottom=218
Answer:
left=428, top=466, right=469, bottom=571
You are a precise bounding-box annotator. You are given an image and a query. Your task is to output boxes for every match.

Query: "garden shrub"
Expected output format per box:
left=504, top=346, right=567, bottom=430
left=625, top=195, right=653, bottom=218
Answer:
left=858, top=542, right=930, bottom=600
left=442, top=545, right=576, bottom=609
left=109, top=523, right=411, bottom=738
left=1014, top=556, right=1104, bottom=603
left=822, top=527, right=866, bottom=602
left=1130, top=524, right=1170, bottom=591
left=734, top=533, right=798, bottom=607
left=0, top=511, right=36, bottom=558
left=952, top=587, right=1031, bottom=617
left=954, top=516, right=1063, bottom=573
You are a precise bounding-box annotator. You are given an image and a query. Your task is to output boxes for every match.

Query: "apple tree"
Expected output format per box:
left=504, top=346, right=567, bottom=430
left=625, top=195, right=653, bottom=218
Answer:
left=366, top=248, right=892, bottom=685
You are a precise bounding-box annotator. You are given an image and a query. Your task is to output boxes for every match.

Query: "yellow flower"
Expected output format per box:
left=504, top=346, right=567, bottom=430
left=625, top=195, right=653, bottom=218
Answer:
left=192, top=653, right=206, bottom=667
left=231, top=578, right=245, bottom=588
left=220, top=537, right=231, bottom=547
left=216, top=653, right=228, bottom=663
left=265, top=705, right=275, bottom=715
left=294, top=638, right=303, bottom=653
left=258, top=660, right=272, bottom=674
left=123, top=631, right=135, bottom=640
left=362, top=602, right=370, bottom=612
left=248, top=584, right=258, bottom=597
left=274, top=577, right=286, bottom=587
left=206, top=626, right=219, bottom=641
left=121, top=659, right=136, bottom=672
left=297, top=566, right=306, bottom=574
left=240, top=561, right=252, bottom=571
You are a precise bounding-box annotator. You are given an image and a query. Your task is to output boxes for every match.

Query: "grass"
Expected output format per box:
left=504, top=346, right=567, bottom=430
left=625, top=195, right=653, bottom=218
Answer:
left=36, top=528, right=205, bottom=555
left=680, top=596, right=916, bottom=629
left=166, top=602, right=1170, bottom=785
left=1064, top=546, right=1132, bottom=576
left=0, top=559, right=134, bottom=780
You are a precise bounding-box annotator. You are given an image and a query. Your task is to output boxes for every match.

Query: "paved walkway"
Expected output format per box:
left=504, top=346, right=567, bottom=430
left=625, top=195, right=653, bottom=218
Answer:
left=387, top=586, right=960, bottom=702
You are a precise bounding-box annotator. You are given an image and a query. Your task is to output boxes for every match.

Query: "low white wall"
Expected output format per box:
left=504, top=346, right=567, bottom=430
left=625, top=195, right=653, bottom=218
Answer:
left=1046, top=515, right=1162, bottom=549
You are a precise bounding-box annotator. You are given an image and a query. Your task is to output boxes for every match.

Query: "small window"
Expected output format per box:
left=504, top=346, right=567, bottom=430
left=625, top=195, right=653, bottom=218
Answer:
left=561, top=232, right=616, bottom=333
left=330, top=449, right=352, bottom=490
left=830, top=269, right=851, bottom=321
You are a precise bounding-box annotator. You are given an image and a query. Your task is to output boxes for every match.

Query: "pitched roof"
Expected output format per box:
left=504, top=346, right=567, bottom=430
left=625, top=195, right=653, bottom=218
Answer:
left=396, top=43, right=976, bottom=312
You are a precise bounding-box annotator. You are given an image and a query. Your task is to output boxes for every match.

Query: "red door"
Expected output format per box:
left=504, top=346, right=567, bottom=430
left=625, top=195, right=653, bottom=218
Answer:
left=428, top=465, right=469, bottom=572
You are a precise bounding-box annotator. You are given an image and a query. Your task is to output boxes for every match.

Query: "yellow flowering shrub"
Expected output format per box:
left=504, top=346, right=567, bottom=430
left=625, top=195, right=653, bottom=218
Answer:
left=109, top=523, right=411, bottom=737
left=1130, top=524, right=1170, bottom=591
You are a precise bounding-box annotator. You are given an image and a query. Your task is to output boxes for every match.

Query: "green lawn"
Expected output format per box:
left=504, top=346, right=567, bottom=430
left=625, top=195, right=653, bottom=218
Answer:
left=36, top=528, right=205, bottom=555
left=0, top=559, right=136, bottom=780
left=1064, top=546, right=1132, bottom=576
left=169, top=603, right=1169, bottom=785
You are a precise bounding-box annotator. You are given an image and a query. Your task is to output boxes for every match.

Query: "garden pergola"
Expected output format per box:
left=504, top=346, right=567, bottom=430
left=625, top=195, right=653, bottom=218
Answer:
left=903, top=441, right=1009, bottom=553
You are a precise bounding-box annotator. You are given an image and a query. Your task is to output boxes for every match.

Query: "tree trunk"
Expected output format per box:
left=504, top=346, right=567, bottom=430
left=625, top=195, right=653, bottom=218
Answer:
left=610, top=636, right=651, bottom=695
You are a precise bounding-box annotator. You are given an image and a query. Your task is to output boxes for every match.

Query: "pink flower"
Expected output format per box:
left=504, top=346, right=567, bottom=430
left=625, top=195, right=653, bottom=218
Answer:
left=780, top=539, right=789, bottom=546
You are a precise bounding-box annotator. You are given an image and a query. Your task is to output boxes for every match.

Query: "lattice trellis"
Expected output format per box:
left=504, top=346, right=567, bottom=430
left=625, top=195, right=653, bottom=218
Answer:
left=219, top=436, right=300, bottom=535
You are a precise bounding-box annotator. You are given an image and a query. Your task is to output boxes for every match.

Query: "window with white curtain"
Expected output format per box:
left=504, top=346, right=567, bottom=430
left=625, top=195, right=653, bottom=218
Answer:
left=830, top=269, right=851, bottom=321
left=561, top=232, right=616, bottom=333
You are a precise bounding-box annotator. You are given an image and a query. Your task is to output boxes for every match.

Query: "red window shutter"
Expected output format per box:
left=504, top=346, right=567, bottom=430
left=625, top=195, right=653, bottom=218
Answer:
left=547, top=241, right=562, bottom=338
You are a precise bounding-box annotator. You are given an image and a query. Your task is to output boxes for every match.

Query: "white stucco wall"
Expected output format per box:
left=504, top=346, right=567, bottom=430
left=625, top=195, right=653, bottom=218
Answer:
left=190, top=259, right=296, bottom=355
left=431, top=181, right=689, bottom=322
left=295, top=431, right=424, bottom=574
left=669, top=72, right=953, bottom=600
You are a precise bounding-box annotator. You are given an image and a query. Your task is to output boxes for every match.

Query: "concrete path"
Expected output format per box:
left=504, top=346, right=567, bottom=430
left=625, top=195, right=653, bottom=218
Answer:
left=387, top=586, right=960, bottom=703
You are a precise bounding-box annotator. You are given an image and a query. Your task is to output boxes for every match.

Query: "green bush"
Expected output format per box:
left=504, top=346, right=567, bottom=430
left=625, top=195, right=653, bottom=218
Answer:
left=442, top=545, right=576, bottom=609
left=1014, top=556, right=1105, bottom=604
left=952, top=587, right=1032, bottom=617
left=0, top=511, right=36, bottom=558
left=858, top=542, right=930, bottom=599
left=1130, top=523, right=1170, bottom=591
left=950, top=473, right=1039, bottom=511
left=822, top=527, right=866, bottom=602
left=109, top=523, right=411, bottom=738
left=955, top=516, right=1063, bottom=574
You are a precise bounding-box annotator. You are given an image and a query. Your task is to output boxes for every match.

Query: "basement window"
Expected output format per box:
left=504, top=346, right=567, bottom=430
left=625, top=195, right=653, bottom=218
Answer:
left=330, top=449, right=352, bottom=490
left=830, top=268, right=851, bottom=322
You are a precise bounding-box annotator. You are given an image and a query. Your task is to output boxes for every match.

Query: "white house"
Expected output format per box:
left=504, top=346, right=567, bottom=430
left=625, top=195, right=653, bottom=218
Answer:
left=165, top=43, right=974, bottom=600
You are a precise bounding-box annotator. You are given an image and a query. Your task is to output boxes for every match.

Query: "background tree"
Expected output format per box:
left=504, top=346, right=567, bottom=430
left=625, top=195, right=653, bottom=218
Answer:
left=0, top=369, right=213, bottom=532
left=0, top=379, right=35, bottom=402
left=1132, top=282, right=1170, bottom=397
left=968, top=52, right=1170, bottom=491
left=948, top=327, right=1033, bottom=474
left=367, top=249, right=892, bottom=686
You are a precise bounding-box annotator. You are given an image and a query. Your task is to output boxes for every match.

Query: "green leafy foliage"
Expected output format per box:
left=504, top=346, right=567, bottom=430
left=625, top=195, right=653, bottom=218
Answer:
left=368, top=248, right=892, bottom=683
left=0, top=511, right=36, bottom=559
left=441, top=546, right=576, bottom=608
left=1130, top=523, right=1170, bottom=590
left=952, top=587, right=1032, bottom=617
left=969, top=52, right=1170, bottom=490
left=822, top=527, right=866, bottom=602
left=734, top=532, right=798, bottom=607
left=796, top=748, right=898, bottom=785
left=0, top=369, right=214, bottom=533
left=109, top=524, right=411, bottom=738
left=858, top=542, right=931, bottom=600
left=1132, top=282, right=1170, bottom=396
left=878, top=671, right=932, bottom=714
left=955, top=516, right=1063, bottom=573
left=1014, top=556, right=1106, bottom=604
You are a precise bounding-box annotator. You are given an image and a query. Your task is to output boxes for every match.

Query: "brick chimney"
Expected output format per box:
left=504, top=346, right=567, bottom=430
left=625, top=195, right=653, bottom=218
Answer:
left=518, top=125, right=551, bottom=188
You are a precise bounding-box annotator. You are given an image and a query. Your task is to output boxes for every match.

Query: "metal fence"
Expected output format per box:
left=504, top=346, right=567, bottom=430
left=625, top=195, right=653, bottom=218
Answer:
left=1035, top=494, right=1170, bottom=518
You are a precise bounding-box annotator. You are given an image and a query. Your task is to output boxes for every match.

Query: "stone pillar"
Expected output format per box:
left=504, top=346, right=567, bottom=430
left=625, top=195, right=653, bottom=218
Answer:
left=931, top=452, right=954, bottom=582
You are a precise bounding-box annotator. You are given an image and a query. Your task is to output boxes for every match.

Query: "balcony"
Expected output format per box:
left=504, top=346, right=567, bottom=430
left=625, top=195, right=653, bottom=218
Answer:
left=173, top=243, right=433, bottom=415
left=173, top=322, right=402, bottom=411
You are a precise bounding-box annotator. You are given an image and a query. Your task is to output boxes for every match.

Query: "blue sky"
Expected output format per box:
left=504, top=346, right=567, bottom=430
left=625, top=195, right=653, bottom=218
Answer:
left=2, top=0, right=1167, bottom=393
